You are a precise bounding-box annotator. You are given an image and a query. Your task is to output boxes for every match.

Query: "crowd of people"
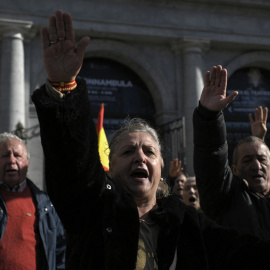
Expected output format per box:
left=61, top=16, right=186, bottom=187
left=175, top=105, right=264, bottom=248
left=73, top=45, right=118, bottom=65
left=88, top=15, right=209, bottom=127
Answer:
left=1, top=8, right=270, bottom=270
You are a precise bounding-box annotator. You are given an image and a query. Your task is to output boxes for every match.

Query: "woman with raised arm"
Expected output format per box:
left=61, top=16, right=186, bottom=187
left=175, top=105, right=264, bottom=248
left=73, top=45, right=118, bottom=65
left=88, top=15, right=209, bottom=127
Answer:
left=32, top=10, right=270, bottom=270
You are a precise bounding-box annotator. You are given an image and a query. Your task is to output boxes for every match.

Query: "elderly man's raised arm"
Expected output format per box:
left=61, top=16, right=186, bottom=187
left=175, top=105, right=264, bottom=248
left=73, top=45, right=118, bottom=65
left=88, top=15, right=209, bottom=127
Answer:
left=193, top=65, right=238, bottom=218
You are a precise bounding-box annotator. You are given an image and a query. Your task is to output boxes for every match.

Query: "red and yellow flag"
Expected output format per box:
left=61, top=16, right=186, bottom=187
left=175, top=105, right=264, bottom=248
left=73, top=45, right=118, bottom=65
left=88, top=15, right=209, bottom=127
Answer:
left=96, top=103, right=110, bottom=171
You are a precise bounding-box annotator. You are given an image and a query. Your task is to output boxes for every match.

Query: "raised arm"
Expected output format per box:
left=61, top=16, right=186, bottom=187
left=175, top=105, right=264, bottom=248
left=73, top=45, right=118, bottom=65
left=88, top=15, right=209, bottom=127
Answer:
left=200, top=65, right=238, bottom=111
left=40, top=9, right=90, bottom=82
left=249, top=106, right=268, bottom=141
left=193, top=65, right=238, bottom=218
left=32, top=10, right=105, bottom=231
left=169, top=158, right=183, bottom=179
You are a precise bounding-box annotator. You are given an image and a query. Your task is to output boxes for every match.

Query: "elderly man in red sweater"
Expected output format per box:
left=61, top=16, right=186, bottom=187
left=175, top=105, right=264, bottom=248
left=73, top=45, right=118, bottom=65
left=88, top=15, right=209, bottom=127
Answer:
left=0, top=132, right=66, bottom=270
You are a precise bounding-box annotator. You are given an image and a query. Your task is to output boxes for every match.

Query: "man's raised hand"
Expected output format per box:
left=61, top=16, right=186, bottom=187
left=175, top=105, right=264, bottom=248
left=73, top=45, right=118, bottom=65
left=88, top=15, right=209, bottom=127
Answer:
left=249, top=106, right=268, bottom=141
left=200, top=65, right=238, bottom=112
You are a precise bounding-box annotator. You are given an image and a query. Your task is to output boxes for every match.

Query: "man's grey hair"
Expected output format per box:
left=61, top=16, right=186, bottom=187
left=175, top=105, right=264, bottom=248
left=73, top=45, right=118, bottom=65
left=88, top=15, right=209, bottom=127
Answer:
left=232, top=136, right=270, bottom=165
left=0, top=132, right=30, bottom=160
left=109, top=118, right=164, bottom=167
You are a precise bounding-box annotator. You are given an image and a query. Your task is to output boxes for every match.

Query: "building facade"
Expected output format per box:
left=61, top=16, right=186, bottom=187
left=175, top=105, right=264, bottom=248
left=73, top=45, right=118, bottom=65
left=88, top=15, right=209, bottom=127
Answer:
left=0, top=0, right=270, bottom=189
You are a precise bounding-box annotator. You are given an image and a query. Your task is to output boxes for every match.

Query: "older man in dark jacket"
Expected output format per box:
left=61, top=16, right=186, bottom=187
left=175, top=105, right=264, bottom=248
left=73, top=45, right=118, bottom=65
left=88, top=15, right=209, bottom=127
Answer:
left=193, top=65, right=270, bottom=240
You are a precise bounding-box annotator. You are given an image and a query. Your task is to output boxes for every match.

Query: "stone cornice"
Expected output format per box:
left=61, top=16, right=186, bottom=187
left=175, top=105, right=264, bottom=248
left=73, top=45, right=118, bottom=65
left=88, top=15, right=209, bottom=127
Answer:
left=171, top=37, right=210, bottom=54
left=0, top=18, right=35, bottom=38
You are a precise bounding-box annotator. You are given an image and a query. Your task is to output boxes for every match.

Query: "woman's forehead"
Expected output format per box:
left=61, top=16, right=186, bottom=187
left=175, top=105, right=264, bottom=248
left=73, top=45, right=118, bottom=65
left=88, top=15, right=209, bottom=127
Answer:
left=119, top=132, right=158, bottom=148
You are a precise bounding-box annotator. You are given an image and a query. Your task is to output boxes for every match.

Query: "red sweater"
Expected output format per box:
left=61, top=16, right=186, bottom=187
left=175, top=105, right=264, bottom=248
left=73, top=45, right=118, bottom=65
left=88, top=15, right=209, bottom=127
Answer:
left=0, top=185, right=40, bottom=270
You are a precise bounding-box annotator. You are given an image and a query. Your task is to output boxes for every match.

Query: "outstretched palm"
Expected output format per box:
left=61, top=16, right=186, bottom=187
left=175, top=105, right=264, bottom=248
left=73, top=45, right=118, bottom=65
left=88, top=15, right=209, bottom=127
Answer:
left=249, top=106, right=268, bottom=140
left=169, top=158, right=183, bottom=178
left=41, top=10, right=90, bottom=82
left=200, top=65, right=238, bottom=112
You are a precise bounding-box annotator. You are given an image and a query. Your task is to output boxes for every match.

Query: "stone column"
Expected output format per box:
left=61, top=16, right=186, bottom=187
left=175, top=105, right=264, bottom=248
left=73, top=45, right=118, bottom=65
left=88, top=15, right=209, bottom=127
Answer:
left=170, top=42, right=182, bottom=119
left=0, top=31, right=25, bottom=133
left=169, top=42, right=187, bottom=170
left=182, top=37, right=209, bottom=175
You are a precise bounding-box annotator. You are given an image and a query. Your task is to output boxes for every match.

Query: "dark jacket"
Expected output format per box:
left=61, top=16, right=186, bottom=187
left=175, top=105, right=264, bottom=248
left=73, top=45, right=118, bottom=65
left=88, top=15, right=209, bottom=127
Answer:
left=32, top=78, right=270, bottom=270
left=0, top=179, right=66, bottom=270
left=193, top=103, right=270, bottom=240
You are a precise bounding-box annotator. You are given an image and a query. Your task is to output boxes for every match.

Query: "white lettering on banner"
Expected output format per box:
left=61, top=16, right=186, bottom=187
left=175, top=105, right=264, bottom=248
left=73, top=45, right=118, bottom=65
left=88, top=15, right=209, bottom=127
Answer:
left=84, top=78, right=133, bottom=88
left=88, top=90, right=112, bottom=95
